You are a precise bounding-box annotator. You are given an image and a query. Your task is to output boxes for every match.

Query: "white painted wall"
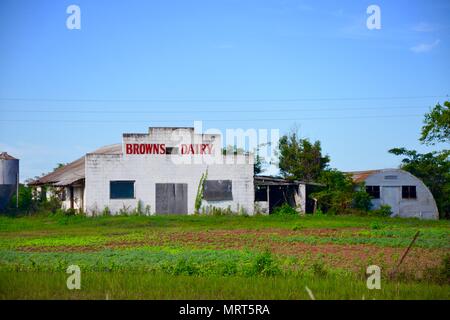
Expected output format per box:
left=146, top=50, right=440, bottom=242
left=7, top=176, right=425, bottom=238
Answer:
left=363, top=169, right=439, bottom=220
left=84, top=128, right=254, bottom=215
left=61, top=187, right=83, bottom=211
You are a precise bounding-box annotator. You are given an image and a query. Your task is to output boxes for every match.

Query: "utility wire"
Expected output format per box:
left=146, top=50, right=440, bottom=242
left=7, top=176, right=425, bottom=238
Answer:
left=0, top=95, right=447, bottom=103
left=0, top=105, right=431, bottom=114
left=0, top=114, right=423, bottom=123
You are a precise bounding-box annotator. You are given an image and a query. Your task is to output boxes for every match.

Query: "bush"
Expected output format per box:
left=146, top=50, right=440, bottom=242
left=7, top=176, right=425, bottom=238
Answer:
left=272, top=203, right=298, bottom=216
left=9, top=184, right=33, bottom=211
left=369, top=205, right=392, bottom=217
left=102, top=206, right=111, bottom=216
left=370, top=221, right=384, bottom=230
left=352, top=190, right=373, bottom=211
left=311, top=260, right=328, bottom=277
left=38, top=196, right=62, bottom=214
left=65, top=208, right=77, bottom=216
left=249, top=250, right=280, bottom=276
left=424, top=255, right=450, bottom=284
left=202, top=205, right=233, bottom=216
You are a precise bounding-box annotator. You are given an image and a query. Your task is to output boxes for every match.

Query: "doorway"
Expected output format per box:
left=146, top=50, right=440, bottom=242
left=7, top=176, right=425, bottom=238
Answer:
left=155, top=183, right=188, bottom=214
left=382, top=186, right=400, bottom=216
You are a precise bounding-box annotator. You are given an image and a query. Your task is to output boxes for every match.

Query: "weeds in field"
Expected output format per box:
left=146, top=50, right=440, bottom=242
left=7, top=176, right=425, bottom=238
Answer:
left=272, top=204, right=298, bottom=216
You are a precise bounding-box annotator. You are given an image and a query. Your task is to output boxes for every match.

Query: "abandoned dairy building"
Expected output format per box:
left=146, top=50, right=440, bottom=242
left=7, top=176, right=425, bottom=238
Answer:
left=27, top=127, right=439, bottom=219
left=350, top=169, right=439, bottom=220
left=30, top=127, right=313, bottom=216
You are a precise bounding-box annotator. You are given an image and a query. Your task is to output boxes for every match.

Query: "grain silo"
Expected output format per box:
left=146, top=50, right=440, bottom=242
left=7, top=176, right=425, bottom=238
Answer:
left=0, top=152, right=19, bottom=211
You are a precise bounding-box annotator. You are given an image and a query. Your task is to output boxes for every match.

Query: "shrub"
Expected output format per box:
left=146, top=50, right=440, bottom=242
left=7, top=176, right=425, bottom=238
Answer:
left=118, top=204, right=131, bottom=216
left=311, top=260, right=328, bottom=277
left=272, top=203, right=298, bottom=216
left=134, top=200, right=144, bottom=216
left=249, top=250, right=280, bottom=276
left=202, top=205, right=233, bottom=216
left=423, top=255, right=450, bottom=284
left=8, top=184, right=33, bottom=212
left=39, top=195, right=62, bottom=214
left=369, top=205, right=392, bottom=217
left=65, top=208, right=77, bottom=216
left=194, top=170, right=208, bottom=214
left=352, top=190, right=373, bottom=211
left=172, top=258, right=199, bottom=276
left=102, top=206, right=111, bottom=216
left=370, top=221, right=384, bottom=230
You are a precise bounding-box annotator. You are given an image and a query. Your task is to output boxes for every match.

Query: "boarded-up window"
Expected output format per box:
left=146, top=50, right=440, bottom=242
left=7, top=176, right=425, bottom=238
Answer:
left=366, top=186, right=380, bottom=199
left=402, top=186, right=417, bottom=199
left=110, top=181, right=135, bottom=199
left=203, top=180, right=232, bottom=201
left=255, top=185, right=268, bottom=201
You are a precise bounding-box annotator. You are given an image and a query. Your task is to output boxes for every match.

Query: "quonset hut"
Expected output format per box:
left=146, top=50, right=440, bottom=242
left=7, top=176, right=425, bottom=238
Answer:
left=349, top=169, right=439, bottom=220
left=30, top=127, right=255, bottom=215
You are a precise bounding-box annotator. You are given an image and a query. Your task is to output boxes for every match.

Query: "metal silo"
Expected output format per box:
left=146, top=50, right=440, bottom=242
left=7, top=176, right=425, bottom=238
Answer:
left=0, top=152, right=19, bottom=211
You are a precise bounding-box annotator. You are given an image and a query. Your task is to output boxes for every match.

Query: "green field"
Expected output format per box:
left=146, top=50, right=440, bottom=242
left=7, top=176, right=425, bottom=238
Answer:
left=0, top=213, right=449, bottom=299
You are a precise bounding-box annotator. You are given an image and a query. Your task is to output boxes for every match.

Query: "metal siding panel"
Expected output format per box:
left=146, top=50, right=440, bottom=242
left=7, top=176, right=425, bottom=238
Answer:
left=156, top=183, right=187, bottom=214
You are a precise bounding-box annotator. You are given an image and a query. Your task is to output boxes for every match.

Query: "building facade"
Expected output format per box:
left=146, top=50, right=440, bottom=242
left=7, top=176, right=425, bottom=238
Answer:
left=350, top=169, right=439, bottom=220
left=32, top=127, right=255, bottom=215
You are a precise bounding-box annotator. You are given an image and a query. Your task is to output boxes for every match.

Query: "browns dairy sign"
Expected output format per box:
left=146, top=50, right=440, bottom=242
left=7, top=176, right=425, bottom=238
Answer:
left=125, top=143, right=213, bottom=155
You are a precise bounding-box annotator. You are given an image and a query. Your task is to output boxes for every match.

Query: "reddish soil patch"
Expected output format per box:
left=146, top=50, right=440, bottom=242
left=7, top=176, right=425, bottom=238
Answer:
left=16, top=228, right=448, bottom=276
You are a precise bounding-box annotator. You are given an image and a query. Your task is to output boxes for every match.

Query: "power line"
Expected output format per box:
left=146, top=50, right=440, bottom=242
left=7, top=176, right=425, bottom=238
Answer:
left=0, top=95, right=447, bottom=103
left=0, top=114, right=423, bottom=123
left=0, top=105, right=431, bottom=114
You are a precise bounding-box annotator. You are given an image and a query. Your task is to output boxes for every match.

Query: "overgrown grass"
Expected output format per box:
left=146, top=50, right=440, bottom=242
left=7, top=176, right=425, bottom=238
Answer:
left=1, top=271, right=448, bottom=300
left=0, top=214, right=449, bottom=299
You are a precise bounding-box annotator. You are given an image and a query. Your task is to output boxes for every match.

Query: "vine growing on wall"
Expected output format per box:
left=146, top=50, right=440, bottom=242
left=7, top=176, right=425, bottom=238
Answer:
left=194, top=169, right=208, bottom=214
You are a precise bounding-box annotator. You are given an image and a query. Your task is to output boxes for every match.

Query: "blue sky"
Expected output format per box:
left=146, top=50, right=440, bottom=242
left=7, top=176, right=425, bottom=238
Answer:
left=0, top=0, right=449, bottom=181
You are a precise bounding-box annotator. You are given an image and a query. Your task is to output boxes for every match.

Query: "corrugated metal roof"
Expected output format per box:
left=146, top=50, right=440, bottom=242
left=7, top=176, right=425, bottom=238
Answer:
left=347, top=169, right=385, bottom=183
left=254, top=175, right=323, bottom=186
left=0, top=152, right=17, bottom=160
left=29, top=144, right=122, bottom=186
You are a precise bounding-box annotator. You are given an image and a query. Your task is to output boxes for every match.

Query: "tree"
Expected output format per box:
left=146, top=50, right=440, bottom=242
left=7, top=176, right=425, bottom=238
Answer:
left=389, top=148, right=450, bottom=219
left=420, top=101, right=450, bottom=145
left=312, top=169, right=372, bottom=214
left=278, top=131, right=330, bottom=181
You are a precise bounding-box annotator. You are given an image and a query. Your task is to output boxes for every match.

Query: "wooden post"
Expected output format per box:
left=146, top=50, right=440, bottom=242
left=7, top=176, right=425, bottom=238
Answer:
left=390, top=230, right=420, bottom=278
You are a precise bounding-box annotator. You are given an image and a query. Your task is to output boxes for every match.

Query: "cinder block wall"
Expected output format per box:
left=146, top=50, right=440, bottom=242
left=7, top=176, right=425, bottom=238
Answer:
left=84, top=128, right=254, bottom=215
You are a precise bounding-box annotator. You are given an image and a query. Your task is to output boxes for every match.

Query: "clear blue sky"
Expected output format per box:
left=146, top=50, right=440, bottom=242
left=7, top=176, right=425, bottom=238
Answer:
left=0, top=0, right=449, bottom=181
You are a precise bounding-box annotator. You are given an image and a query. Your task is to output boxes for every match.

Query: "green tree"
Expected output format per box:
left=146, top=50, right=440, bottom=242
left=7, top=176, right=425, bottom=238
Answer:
left=420, top=101, right=450, bottom=145
left=278, top=131, right=330, bottom=181
left=312, top=169, right=371, bottom=214
left=389, top=148, right=450, bottom=219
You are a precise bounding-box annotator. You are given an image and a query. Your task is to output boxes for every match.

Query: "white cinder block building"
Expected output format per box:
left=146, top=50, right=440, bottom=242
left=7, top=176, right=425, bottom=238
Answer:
left=31, top=127, right=255, bottom=215
left=350, top=169, right=439, bottom=220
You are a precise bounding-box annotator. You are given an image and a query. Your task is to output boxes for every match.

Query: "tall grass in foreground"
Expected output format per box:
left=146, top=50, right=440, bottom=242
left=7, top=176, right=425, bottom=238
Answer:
left=0, top=271, right=449, bottom=300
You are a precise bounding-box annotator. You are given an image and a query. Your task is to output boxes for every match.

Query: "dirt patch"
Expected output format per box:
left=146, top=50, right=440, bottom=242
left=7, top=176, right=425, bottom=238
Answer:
left=15, top=227, right=448, bottom=276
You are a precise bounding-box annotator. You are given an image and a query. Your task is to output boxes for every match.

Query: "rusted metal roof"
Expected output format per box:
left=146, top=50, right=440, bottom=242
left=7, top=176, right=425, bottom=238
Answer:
left=347, top=169, right=383, bottom=183
left=29, top=144, right=122, bottom=187
left=0, top=152, right=17, bottom=160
